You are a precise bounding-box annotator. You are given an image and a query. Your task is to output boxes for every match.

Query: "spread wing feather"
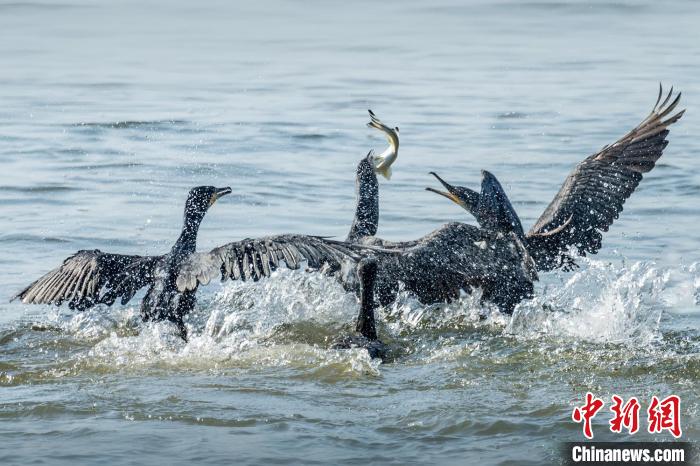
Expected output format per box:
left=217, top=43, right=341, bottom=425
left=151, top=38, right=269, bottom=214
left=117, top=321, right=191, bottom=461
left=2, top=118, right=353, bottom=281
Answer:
left=176, top=235, right=361, bottom=291
left=12, top=250, right=162, bottom=310
left=526, top=86, right=684, bottom=270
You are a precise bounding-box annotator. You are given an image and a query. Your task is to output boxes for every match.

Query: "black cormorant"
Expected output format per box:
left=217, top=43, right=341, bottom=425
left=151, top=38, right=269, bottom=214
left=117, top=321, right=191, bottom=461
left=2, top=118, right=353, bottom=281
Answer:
left=427, top=86, right=684, bottom=271
left=346, top=110, right=401, bottom=244
left=13, top=186, right=361, bottom=339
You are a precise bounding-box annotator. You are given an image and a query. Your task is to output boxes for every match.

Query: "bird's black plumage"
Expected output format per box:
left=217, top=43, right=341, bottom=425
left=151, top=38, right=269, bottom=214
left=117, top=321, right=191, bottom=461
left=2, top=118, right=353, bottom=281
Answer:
left=13, top=186, right=360, bottom=339
left=12, top=251, right=161, bottom=311
left=171, top=142, right=537, bottom=353
left=333, top=145, right=532, bottom=355
left=357, top=223, right=536, bottom=314
left=332, top=257, right=389, bottom=360
left=346, top=152, right=379, bottom=242
left=427, top=86, right=684, bottom=271
left=337, top=144, right=535, bottom=315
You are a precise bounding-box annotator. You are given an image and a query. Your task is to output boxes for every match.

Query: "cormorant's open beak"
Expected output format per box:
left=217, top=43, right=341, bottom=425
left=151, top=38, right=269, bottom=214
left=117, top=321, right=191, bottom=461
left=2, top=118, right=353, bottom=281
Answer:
left=210, top=187, right=232, bottom=206
left=425, top=172, right=466, bottom=207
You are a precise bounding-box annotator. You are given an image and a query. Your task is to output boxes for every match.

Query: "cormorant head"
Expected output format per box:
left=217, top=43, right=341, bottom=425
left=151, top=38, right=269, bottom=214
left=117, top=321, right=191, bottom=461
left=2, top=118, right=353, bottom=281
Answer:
left=479, top=170, right=503, bottom=208
left=425, top=172, right=480, bottom=215
left=176, top=186, right=232, bottom=250
left=184, top=186, right=232, bottom=219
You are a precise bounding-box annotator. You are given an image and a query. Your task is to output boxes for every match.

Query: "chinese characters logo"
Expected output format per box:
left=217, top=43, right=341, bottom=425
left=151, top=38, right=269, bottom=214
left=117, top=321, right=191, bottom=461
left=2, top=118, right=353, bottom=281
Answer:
left=571, top=393, right=681, bottom=439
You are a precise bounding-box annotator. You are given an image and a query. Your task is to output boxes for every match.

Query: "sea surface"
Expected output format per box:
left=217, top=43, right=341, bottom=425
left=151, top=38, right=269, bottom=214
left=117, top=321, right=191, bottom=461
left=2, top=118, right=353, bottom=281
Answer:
left=1, top=1, right=699, bottom=464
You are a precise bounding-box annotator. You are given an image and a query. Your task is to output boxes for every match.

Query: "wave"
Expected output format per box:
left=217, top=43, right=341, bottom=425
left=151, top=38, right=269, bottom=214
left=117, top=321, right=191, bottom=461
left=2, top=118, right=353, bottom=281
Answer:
left=73, top=120, right=189, bottom=129
left=0, top=184, right=79, bottom=194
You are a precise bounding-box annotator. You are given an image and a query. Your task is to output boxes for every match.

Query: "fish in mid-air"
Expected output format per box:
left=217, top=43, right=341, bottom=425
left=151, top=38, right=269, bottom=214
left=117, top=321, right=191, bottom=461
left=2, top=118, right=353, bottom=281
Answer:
left=366, top=109, right=399, bottom=180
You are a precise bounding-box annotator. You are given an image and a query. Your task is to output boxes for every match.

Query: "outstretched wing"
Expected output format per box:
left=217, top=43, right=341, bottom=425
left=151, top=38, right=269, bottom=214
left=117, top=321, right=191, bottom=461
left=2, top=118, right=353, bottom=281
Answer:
left=526, top=86, right=684, bottom=270
left=175, top=235, right=361, bottom=291
left=12, top=250, right=163, bottom=310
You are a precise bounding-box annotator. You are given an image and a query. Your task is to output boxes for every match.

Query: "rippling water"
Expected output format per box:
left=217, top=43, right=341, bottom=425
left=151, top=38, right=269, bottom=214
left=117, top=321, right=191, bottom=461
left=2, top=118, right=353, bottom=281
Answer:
left=1, top=1, right=699, bottom=464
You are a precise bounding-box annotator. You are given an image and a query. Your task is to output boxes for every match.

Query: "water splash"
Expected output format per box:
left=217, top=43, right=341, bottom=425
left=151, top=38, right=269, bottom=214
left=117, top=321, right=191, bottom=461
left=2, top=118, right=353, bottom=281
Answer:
left=507, top=258, right=669, bottom=345
left=204, top=268, right=357, bottom=339
left=44, top=306, right=141, bottom=340
left=11, top=258, right=698, bottom=383
left=658, top=261, right=700, bottom=310
left=74, top=269, right=382, bottom=376
left=381, top=285, right=507, bottom=336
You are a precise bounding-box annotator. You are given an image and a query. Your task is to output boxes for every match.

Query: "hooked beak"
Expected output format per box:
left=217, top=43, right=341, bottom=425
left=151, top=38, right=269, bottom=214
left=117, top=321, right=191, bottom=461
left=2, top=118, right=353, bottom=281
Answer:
left=210, top=186, right=232, bottom=206
left=425, top=172, right=465, bottom=207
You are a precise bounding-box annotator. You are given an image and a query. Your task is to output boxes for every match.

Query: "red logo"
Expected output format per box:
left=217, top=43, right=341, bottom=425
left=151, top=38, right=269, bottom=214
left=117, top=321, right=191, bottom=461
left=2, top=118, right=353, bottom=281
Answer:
left=572, top=394, right=682, bottom=439
left=647, top=395, right=682, bottom=438
left=572, top=392, right=604, bottom=439
left=609, top=395, right=640, bottom=434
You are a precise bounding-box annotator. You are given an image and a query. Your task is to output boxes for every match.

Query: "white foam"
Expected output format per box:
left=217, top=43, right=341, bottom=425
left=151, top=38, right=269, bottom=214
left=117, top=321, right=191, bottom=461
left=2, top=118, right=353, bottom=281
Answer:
left=34, top=258, right=699, bottom=372
left=507, top=258, right=668, bottom=345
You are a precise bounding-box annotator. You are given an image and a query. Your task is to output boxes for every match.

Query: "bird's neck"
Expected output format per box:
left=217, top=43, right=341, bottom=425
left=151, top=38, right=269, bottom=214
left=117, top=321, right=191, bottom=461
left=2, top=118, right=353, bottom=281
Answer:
left=347, top=163, right=379, bottom=241
left=174, top=210, right=205, bottom=255
left=478, top=180, right=525, bottom=238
